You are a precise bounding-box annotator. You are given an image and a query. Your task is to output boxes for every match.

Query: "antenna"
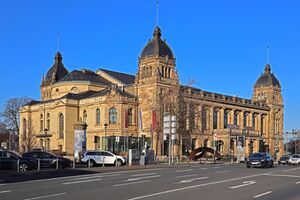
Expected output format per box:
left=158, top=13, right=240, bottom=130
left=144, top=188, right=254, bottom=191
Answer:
left=56, top=33, right=60, bottom=51
left=266, top=46, right=270, bottom=63
left=156, top=0, right=159, bottom=26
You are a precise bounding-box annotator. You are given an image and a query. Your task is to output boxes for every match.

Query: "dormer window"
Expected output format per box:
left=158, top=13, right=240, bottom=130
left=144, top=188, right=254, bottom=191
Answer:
left=71, top=87, right=78, bottom=92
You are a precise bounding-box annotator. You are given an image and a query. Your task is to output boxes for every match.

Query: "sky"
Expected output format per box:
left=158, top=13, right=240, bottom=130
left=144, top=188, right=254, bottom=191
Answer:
left=0, top=0, right=299, bottom=132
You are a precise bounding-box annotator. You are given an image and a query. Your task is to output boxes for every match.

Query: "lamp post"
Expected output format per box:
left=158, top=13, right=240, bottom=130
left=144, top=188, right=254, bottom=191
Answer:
left=104, top=123, right=108, bottom=151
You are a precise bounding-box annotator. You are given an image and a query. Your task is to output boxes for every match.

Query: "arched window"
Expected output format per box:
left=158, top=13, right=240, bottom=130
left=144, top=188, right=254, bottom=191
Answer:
left=83, top=110, right=87, bottom=123
left=46, top=113, right=50, bottom=131
left=128, top=108, right=133, bottom=126
left=59, top=113, right=64, bottom=139
left=40, top=114, right=44, bottom=132
left=23, top=118, right=27, bottom=136
left=96, top=108, right=100, bottom=125
left=109, top=107, right=117, bottom=124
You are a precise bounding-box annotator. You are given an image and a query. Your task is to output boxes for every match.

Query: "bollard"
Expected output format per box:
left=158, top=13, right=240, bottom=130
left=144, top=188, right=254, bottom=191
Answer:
left=88, top=158, right=91, bottom=168
left=17, top=159, right=20, bottom=173
left=56, top=157, right=59, bottom=170
left=38, top=158, right=40, bottom=171
left=73, top=159, right=75, bottom=169
left=115, top=158, right=117, bottom=167
left=102, top=157, right=105, bottom=167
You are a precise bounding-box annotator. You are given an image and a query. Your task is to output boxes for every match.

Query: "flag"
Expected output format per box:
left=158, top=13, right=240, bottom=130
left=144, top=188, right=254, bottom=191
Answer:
left=152, top=110, right=157, bottom=131
left=138, top=108, right=143, bottom=130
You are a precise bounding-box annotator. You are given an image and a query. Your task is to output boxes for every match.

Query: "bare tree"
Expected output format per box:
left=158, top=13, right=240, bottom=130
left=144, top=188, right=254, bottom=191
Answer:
left=19, top=119, right=38, bottom=153
left=0, top=121, right=9, bottom=134
left=1, top=97, right=32, bottom=135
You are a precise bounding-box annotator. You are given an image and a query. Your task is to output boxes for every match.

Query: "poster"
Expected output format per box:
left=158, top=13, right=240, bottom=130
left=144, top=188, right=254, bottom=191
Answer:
left=74, top=129, right=86, bottom=159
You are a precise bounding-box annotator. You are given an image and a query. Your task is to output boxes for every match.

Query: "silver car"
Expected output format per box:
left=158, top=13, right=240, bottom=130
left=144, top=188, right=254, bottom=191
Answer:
left=81, top=150, right=126, bottom=167
left=289, top=154, right=300, bottom=165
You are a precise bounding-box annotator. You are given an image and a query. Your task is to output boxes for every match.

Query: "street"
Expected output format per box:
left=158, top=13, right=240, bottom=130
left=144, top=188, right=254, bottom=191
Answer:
left=0, top=163, right=299, bottom=200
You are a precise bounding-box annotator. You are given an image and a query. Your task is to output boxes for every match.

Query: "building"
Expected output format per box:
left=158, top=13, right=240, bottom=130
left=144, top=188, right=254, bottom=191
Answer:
left=19, top=26, right=284, bottom=159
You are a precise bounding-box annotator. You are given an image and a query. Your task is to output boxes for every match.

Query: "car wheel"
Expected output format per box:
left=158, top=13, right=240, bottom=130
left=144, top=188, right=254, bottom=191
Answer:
left=247, top=164, right=251, bottom=168
left=115, top=159, right=122, bottom=166
left=89, top=160, right=96, bottom=167
left=19, top=163, right=29, bottom=172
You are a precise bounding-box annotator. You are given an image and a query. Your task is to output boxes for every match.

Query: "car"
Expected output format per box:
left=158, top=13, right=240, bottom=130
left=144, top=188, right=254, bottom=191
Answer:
left=278, top=155, right=290, bottom=165
left=0, top=149, right=36, bottom=172
left=288, top=154, right=300, bottom=165
left=22, top=150, right=71, bottom=169
left=246, top=152, right=274, bottom=168
left=81, top=150, right=126, bottom=167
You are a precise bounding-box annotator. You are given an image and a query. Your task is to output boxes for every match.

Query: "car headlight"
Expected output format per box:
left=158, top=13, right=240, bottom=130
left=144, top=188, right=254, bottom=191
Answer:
left=261, top=160, right=265, bottom=162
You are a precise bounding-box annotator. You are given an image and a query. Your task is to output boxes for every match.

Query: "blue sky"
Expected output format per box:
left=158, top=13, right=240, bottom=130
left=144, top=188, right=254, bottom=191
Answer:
left=0, top=0, right=299, bottom=132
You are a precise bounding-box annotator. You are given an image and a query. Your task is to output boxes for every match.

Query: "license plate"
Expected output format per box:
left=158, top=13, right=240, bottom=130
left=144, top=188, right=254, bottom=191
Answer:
left=251, top=162, right=259, bottom=165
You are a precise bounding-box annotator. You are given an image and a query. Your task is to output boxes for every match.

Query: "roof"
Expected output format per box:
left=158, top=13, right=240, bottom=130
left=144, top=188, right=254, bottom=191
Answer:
left=45, top=52, right=68, bottom=84
left=99, top=69, right=135, bottom=85
left=140, top=26, right=174, bottom=59
left=58, top=69, right=112, bottom=85
left=254, top=64, right=281, bottom=87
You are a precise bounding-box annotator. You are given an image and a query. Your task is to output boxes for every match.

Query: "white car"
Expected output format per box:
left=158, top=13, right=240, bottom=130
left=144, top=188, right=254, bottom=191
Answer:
left=289, top=154, right=300, bottom=165
left=81, top=150, right=126, bottom=167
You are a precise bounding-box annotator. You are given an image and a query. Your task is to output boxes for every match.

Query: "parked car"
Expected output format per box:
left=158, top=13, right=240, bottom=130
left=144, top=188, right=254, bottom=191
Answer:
left=22, top=150, right=71, bottom=169
left=81, top=150, right=126, bottom=167
left=288, top=154, right=300, bottom=165
left=246, top=152, right=274, bottom=168
left=0, top=149, right=36, bottom=172
left=278, top=155, right=290, bottom=165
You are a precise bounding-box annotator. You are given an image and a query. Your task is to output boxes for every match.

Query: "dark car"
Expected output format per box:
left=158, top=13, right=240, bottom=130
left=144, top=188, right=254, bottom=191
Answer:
left=22, top=150, right=71, bottom=169
left=278, top=155, right=290, bottom=165
left=246, top=152, right=274, bottom=168
left=0, top=149, right=36, bottom=172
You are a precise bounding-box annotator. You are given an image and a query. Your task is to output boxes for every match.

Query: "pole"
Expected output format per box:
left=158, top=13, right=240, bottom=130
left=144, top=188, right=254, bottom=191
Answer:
left=169, top=115, right=171, bottom=166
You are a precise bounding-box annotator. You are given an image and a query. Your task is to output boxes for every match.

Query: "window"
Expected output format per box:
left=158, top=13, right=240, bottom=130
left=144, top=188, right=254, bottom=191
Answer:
left=224, top=110, right=228, bottom=128
left=46, top=113, right=50, bottom=131
left=23, top=118, right=27, bottom=135
left=128, top=108, right=133, bottom=126
left=234, top=111, right=238, bottom=126
left=83, top=110, right=87, bottom=123
left=40, top=114, right=43, bottom=132
left=252, top=115, right=256, bottom=129
left=59, top=113, right=64, bottom=139
left=243, top=113, right=247, bottom=127
left=213, top=109, right=218, bottom=129
left=109, top=107, right=117, bottom=124
left=96, top=108, right=100, bottom=125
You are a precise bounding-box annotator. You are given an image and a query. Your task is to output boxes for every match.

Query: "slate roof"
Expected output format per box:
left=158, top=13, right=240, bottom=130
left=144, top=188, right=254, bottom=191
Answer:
left=254, top=64, right=280, bottom=87
left=99, top=69, right=135, bottom=85
left=58, top=70, right=112, bottom=85
left=45, top=52, right=68, bottom=83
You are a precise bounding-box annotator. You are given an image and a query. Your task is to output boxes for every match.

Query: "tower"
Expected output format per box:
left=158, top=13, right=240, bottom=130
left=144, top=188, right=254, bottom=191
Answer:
left=136, top=26, right=179, bottom=156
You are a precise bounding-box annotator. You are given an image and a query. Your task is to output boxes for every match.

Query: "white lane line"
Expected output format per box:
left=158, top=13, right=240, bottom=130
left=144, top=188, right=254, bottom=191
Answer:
left=127, top=173, right=269, bottom=200
left=175, top=169, right=193, bottom=173
left=229, top=180, right=256, bottom=189
left=62, top=178, right=102, bottom=185
left=176, top=174, right=199, bottom=178
left=296, top=181, right=300, bottom=184
left=178, top=177, right=208, bottom=183
left=131, top=173, right=157, bottom=177
left=127, top=175, right=161, bottom=181
left=265, top=174, right=300, bottom=178
left=114, top=180, right=149, bottom=187
left=215, top=170, right=229, bottom=174
left=70, top=173, right=121, bottom=181
left=0, top=190, right=11, bottom=194
left=23, top=192, right=66, bottom=200
left=282, top=167, right=300, bottom=172
left=253, top=191, right=272, bottom=198
left=213, top=167, right=221, bottom=169
left=200, top=168, right=208, bottom=170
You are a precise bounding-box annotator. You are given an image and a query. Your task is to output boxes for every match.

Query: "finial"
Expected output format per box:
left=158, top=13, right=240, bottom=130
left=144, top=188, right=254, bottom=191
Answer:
left=156, top=0, right=159, bottom=26
left=264, top=63, right=271, bottom=73
left=57, top=33, right=60, bottom=52
left=54, top=51, right=62, bottom=63
left=153, top=26, right=162, bottom=38
left=266, top=46, right=270, bottom=64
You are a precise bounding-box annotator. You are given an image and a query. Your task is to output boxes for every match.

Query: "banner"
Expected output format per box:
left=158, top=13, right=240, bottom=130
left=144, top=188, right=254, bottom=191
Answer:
left=74, top=129, right=86, bottom=159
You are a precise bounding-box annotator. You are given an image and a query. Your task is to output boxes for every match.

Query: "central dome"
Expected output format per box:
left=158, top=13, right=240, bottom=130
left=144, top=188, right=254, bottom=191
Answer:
left=254, top=64, right=280, bottom=87
left=140, top=26, right=174, bottom=59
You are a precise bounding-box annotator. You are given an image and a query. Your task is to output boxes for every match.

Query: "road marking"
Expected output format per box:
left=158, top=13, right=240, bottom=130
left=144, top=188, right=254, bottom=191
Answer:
left=296, top=181, right=300, bottom=184
left=253, top=191, right=272, bottom=198
left=215, top=170, right=229, bottom=174
left=178, top=177, right=208, bottom=183
left=213, top=166, right=221, bottom=169
left=200, top=168, right=208, bottom=170
left=62, top=178, right=102, bottom=185
left=127, top=173, right=269, bottom=200
left=175, top=169, right=193, bottom=173
left=265, top=174, right=300, bottom=178
left=114, top=180, right=149, bottom=187
left=127, top=175, right=161, bottom=181
left=131, top=173, right=157, bottom=177
left=229, top=180, right=256, bottom=189
left=282, top=167, right=300, bottom=172
left=70, top=173, right=120, bottom=181
left=23, top=192, right=66, bottom=200
left=0, top=190, right=11, bottom=194
left=176, top=174, right=199, bottom=178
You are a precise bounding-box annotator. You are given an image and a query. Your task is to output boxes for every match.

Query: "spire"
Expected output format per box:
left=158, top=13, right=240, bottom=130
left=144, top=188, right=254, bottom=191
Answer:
left=264, top=63, right=271, bottom=73
left=266, top=46, right=270, bottom=64
left=156, top=0, right=159, bottom=26
left=57, top=33, right=60, bottom=52
left=153, top=26, right=162, bottom=39
left=54, top=51, right=62, bottom=63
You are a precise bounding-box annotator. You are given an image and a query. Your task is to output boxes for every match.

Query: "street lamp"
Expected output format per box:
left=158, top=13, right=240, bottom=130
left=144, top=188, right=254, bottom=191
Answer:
left=104, top=123, right=108, bottom=151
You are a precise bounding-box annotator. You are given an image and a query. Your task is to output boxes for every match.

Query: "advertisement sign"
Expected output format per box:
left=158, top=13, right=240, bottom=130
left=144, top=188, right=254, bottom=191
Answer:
left=74, top=129, right=86, bottom=159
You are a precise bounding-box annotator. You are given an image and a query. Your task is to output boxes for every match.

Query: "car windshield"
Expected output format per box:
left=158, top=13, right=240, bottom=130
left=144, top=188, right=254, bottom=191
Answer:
left=250, top=153, right=265, bottom=158
left=9, top=151, right=21, bottom=157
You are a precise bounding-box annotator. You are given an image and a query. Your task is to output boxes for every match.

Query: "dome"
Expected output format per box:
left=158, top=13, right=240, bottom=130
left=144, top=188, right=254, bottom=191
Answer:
left=254, top=64, right=280, bottom=87
left=140, top=26, right=174, bottom=59
left=44, top=51, right=68, bottom=85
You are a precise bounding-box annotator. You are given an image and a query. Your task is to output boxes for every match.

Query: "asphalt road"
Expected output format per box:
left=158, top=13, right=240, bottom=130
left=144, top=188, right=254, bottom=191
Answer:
left=0, top=163, right=299, bottom=200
